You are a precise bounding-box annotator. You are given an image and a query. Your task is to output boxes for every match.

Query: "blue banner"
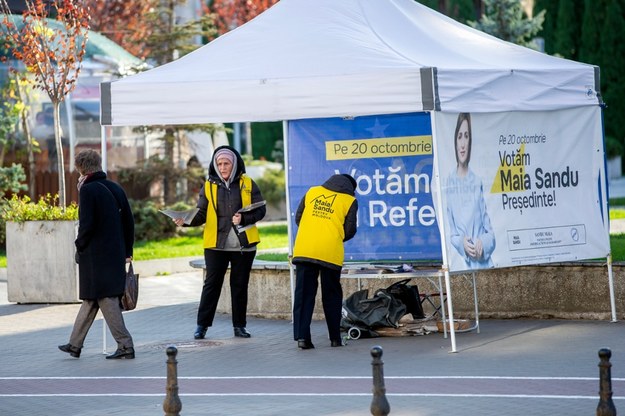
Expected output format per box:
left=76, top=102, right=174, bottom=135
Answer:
left=287, top=112, right=442, bottom=261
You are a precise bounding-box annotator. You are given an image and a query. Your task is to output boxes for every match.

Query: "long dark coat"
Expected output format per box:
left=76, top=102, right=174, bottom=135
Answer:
left=75, top=171, right=134, bottom=300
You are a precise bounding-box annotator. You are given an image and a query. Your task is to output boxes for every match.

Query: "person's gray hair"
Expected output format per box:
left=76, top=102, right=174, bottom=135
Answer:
left=75, top=149, right=102, bottom=174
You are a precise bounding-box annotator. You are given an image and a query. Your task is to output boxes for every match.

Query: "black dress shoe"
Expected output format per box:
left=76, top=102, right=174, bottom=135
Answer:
left=233, top=327, right=251, bottom=338
left=105, top=347, right=135, bottom=360
left=58, top=343, right=81, bottom=358
left=331, top=339, right=344, bottom=347
left=194, top=325, right=208, bottom=339
left=297, top=339, right=315, bottom=349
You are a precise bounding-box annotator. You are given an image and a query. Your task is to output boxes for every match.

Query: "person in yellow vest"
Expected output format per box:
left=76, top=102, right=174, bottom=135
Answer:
left=174, top=146, right=266, bottom=340
left=292, top=174, right=358, bottom=349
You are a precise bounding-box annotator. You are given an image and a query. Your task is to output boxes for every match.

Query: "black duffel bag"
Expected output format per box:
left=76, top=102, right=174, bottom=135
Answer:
left=341, top=289, right=407, bottom=331
left=384, top=278, right=425, bottom=319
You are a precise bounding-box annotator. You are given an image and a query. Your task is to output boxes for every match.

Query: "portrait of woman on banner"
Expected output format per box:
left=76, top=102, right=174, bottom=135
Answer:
left=445, top=112, right=496, bottom=270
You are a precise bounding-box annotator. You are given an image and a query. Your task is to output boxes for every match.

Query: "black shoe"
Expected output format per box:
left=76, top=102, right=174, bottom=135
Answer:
left=331, top=339, right=344, bottom=347
left=105, top=347, right=135, bottom=360
left=194, top=325, right=208, bottom=340
left=297, top=339, right=315, bottom=349
left=58, top=343, right=81, bottom=358
left=233, top=327, right=251, bottom=338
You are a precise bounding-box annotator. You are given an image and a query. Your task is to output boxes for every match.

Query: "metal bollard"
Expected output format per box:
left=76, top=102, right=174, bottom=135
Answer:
left=597, top=348, right=616, bottom=416
left=370, top=346, right=391, bottom=416
left=163, top=345, right=182, bottom=416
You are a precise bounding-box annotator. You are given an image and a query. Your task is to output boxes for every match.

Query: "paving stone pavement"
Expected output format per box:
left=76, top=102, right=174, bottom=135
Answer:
left=1, top=269, right=625, bottom=416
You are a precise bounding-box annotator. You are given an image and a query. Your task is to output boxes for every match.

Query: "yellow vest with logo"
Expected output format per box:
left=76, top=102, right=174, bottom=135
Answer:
left=202, top=175, right=260, bottom=248
left=293, top=185, right=355, bottom=267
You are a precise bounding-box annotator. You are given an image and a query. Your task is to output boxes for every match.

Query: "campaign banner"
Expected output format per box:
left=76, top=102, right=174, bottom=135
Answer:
left=433, top=107, right=609, bottom=272
left=287, top=112, right=442, bottom=261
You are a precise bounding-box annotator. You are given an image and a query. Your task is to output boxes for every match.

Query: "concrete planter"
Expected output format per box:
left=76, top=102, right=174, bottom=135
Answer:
left=6, top=220, right=79, bottom=303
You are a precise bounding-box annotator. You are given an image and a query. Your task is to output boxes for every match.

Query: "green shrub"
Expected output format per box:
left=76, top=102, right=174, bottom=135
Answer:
left=118, top=157, right=207, bottom=204
left=1, top=194, right=78, bottom=222
left=0, top=163, right=27, bottom=197
left=255, top=167, right=285, bottom=208
left=606, top=136, right=624, bottom=159
left=0, top=194, right=78, bottom=249
left=131, top=199, right=193, bottom=241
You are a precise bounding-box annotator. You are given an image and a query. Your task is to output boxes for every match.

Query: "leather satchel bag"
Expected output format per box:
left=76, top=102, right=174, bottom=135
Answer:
left=121, top=261, right=139, bottom=311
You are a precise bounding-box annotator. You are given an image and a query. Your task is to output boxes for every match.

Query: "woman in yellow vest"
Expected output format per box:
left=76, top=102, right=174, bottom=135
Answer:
left=174, top=146, right=266, bottom=340
left=292, top=174, right=358, bottom=349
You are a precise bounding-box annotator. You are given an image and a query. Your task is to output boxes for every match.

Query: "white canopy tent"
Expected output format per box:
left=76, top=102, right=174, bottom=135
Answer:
left=100, top=0, right=611, bottom=353
left=100, top=0, right=600, bottom=125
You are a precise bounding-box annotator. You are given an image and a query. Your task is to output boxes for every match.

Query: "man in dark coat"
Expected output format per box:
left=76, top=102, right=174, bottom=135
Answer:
left=58, top=149, right=135, bottom=359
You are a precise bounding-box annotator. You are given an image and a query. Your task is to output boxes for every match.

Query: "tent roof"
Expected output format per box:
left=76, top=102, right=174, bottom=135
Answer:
left=101, top=0, right=600, bottom=126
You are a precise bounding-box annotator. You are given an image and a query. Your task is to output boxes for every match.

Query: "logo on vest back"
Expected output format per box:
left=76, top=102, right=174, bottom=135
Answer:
left=311, top=194, right=336, bottom=218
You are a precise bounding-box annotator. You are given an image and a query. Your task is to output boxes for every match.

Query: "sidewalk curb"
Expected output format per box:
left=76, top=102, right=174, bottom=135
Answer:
left=133, top=256, right=198, bottom=277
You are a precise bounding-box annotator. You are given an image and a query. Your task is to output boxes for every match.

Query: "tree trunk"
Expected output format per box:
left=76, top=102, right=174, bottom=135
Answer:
left=438, top=0, right=447, bottom=13
left=20, top=109, right=36, bottom=199
left=474, top=0, right=484, bottom=19
left=15, top=79, right=36, bottom=198
left=163, top=127, right=176, bottom=205
left=53, top=101, right=66, bottom=207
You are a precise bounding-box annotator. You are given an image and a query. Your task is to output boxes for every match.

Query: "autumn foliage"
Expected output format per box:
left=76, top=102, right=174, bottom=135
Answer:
left=0, top=0, right=90, bottom=206
left=0, top=0, right=89, bottom=101
left=85, top=0, right=154, bottom=60
left=208, top=0, right=279, bottom=34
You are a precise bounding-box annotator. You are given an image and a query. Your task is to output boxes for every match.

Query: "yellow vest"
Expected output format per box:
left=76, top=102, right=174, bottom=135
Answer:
left=202, top=175, right=260, bottom=248
left=293, top=185, right=355, bottom=266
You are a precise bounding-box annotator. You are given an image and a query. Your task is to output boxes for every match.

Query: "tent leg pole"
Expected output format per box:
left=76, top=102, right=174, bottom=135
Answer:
left=472, top=272, right=480, bottom=333
left=438, top=273, right=447, bottom=338
left=102, top=316, right=108, bottom=354
left=100, top=125, right=109, bottom=353
left=444, top=270, right=457, bottom=353
left=100, top=126, right=108, bottom=172
left=607, top=253, right=617, bottom=322
left=289, top=264, right=295, bottom=323
left=283, top=120, right=296, bottom=324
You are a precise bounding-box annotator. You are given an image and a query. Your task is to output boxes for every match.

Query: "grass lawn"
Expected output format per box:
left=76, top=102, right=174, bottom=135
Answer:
left=1, top=207, right=625, bottom=267
left=0, top=223, right=290, bottom=268
left=131, top=223, right=289, bottom=261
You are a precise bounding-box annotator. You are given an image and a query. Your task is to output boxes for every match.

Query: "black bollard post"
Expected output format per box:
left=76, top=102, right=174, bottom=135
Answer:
left=163, top=346, right=182, bottom=416
left=597, top=348, right=616, bottom=416
left=370, top=346, right=391, bottom=416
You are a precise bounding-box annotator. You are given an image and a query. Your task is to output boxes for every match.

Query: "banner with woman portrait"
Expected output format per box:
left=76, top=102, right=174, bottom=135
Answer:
left=433, top=107, right=610, bottom=272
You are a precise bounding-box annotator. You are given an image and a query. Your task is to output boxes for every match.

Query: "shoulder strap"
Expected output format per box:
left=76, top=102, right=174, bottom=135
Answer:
left=97, top=182, right=121, bottom=211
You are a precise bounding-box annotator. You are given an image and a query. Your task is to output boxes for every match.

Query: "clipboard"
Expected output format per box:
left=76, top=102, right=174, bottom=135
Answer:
left=237, top=200, right=266, bottom=213
left=159, top=207, right=199, bottom=225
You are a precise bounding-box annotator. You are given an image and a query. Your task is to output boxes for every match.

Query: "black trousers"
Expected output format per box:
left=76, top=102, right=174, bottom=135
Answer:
left=197, top=249, right=256, bottom=328
left=292, top=262, right=343, bottom=343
